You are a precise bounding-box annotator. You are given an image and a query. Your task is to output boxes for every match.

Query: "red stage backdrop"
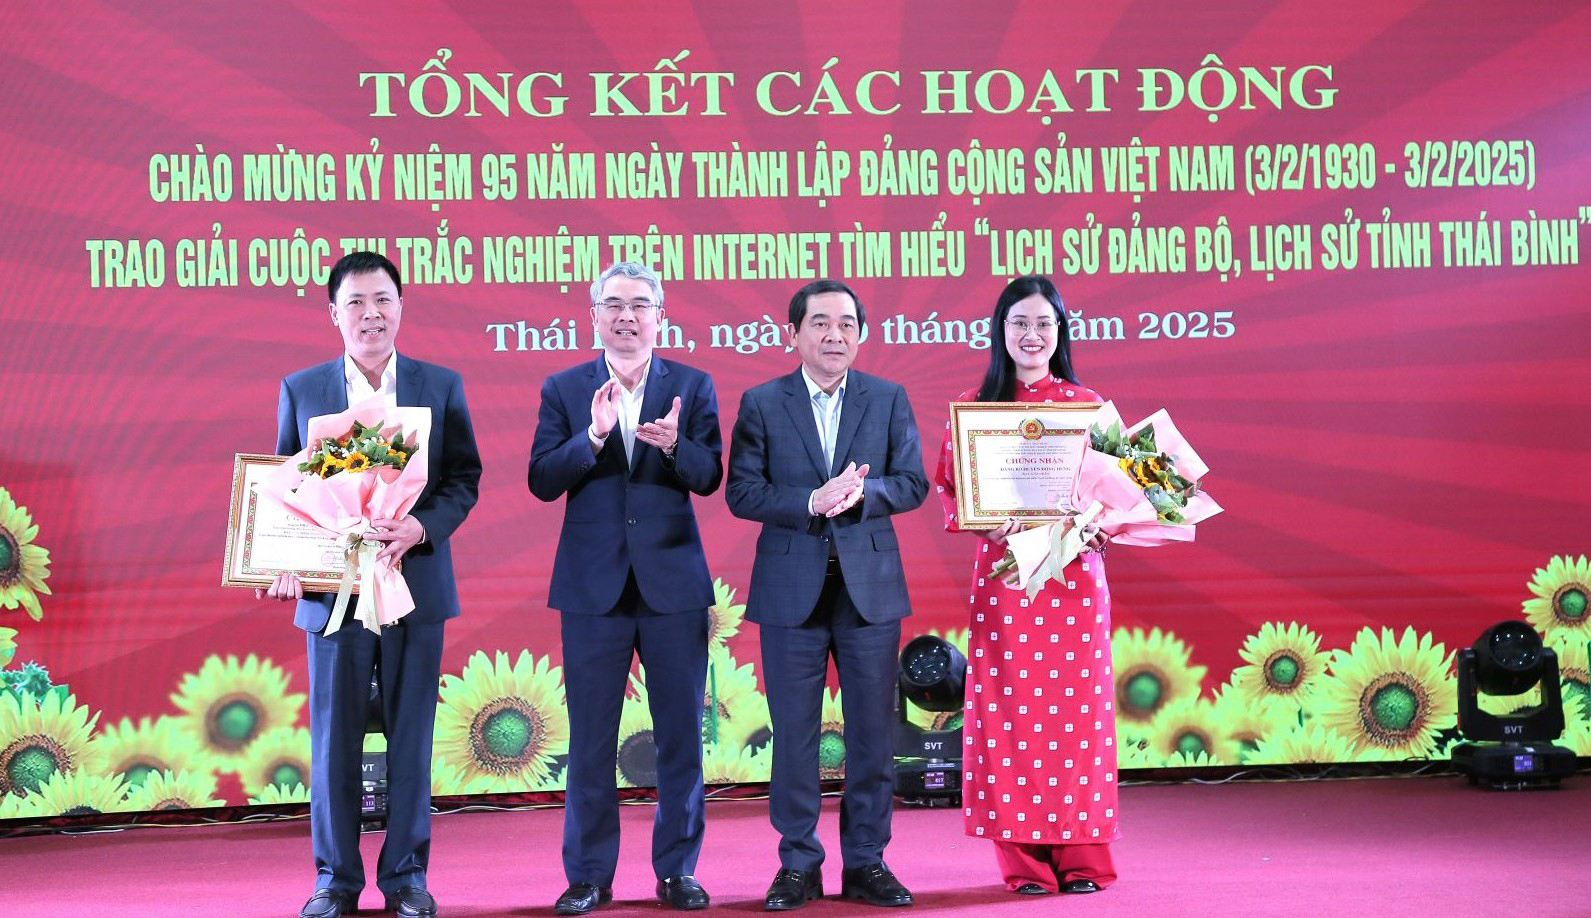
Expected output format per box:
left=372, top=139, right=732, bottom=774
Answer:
left=2, top=1, right=1589, bottom=815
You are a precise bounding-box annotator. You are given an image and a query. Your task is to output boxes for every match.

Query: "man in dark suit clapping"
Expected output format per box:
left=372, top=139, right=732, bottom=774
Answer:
left=530, top=262, right=722, bottom=915
left=727, top=280, right=927, bottom=910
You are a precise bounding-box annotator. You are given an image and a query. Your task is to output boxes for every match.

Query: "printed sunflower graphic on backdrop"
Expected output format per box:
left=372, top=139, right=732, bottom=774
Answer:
left=616, top=674, right=659, bottom=789
left=1211, top=685, right=1296, bottom=763
left=1547, top=634, right=1590, bottom=722
left=434, top=650, right=569, bottom=793
left=1522, top=555, right=1591, bottom=643
left=1116, top=738, right=1158, bottom=769
left=702, top=649, right=770, bottom=754
left=1146, top=698, right=1240, bottom=766
left=904, top=628, right=969, bottom=733
left=123, top=769, right=224, bottom=811
left=703, top=742, right=769, bottom=785
left=1229, top=622, right=1331, bottom=710
left=29, top=769, right=130, bottom=816
left=1248, top=722, right=1359, bottom=765
left=0, top=690, right=101, bottom=798
left=430, top=757, right=493, bottom=797
left=0, top=487, right=52, bottom=622
left=1316, top=627, right=1456, bottom=760
left=95, top=716, right=211, bottom=791
left=248, top=781, right=310, bottom=805
left=238, top=726, right=312, bottom=797
left=0, top=626, right=16, bottom=667
left=707, top=578, right=746, bottom=652
left=1559, top=720, right=1591, bottom=756
left=819, top=687, right=846, bottom=781
left=1111, top=627, right=1208, bottom=738
left=170, top=654, right=305, bottom=771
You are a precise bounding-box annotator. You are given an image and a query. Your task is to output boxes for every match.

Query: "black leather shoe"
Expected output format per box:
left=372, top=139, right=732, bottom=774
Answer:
left=656, top=875, right=710, bottom=910
left=1062, top=879, right=1101, bottom=894
left=299, top=889, right=358, bottom=918
left=840, top=863, right=913, bottom=907
left=764, top=867, right=822, bottom=910
left=553, top=883, right=613, bottom=916
left=384, top=885, right=437, bottom=917
left=1014, top=882, right=1052, bottom=895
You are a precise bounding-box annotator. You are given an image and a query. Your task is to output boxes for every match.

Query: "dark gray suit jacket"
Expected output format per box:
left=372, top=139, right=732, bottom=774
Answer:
left=726, top=368, right=927, bottom=626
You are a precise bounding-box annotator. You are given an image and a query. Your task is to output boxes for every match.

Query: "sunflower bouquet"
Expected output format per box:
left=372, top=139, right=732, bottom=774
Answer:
left=298, top=420, right=416, bottom=479
left=1080, top=402, right=1222, bottom=547
left=993, top=402, right=1221, bottom=596
left=259, top=395, right=433, bottom=634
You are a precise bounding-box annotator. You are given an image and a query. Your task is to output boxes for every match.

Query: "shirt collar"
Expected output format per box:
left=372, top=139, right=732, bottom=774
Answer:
left=801, top=367, right=847, bottom=400
left=604, top=355, right=653, bottom=393
left=343, top=351, right=398, bottom=389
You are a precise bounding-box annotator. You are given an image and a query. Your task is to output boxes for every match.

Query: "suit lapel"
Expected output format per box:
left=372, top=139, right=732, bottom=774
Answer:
left=320, top=359, right=349, bottom=414
left=396, top=353, right=423, bottom=408
left=828, top=371, right=869, bottom=475
left=631, top=358, right=671, bottom=478
left=781, top=370, right=829, bottom=480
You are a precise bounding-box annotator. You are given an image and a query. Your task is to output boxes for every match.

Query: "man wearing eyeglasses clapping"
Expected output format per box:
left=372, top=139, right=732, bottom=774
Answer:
left=530, top=262, right=722, bottom=914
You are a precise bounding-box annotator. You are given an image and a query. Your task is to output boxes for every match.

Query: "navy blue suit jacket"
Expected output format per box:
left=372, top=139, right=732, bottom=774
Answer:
left=528, top=355, right=723, bottom=615
left=726, top=368, right=928, bottom=626
left=275, top=355, right=482, bottom=632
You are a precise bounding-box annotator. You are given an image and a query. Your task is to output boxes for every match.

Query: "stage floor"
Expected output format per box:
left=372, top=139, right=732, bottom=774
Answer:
left=7, top=774, right=1587, bottom=917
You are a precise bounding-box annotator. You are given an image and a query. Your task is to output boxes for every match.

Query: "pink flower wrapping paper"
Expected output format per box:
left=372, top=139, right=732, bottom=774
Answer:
left=258, top=396, right=432, bottom=632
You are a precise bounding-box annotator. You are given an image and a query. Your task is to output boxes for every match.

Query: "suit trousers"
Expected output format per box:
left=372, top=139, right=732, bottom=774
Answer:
left=307, top=618, right=445, bottom=896
left=560, top=572, right=709, bottom=885
left=761, top=568, right=901, bottom=871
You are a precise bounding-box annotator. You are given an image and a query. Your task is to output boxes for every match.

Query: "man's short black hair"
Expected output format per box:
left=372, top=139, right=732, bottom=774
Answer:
left=328, top=251, right=402, bottom=302
left=788, top=279, right=865, bottom=329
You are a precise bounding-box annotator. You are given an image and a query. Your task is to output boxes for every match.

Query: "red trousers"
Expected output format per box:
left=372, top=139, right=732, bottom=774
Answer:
left=992, top=840, right=1117, bottom=893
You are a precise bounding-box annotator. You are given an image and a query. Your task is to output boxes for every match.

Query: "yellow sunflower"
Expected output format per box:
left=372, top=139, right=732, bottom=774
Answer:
left=1316, top=627, right=1456, bottom=760
left=1116, top=737, right=1159, bottom=769
left=123, top=769, right=224, bottom=811
left=1112, top=627, right=1208, bottom=730
left=1559, top=720, right=1591, bottom=756
left=1230, top=622, right=1331, bottom=708
left=0, top=626, right=16, bottom=666
left=238, top=726, right=312, bottom=797
left=0, top=788, right=38, bottom=818
left=703, top=742, right=770, bottom=785
left=248, top=781, right=310, bottom=805
left=363, top=732, right=388, bottom=754
left=30, top=769, right=130, bottom=816
left=1547, top=634, right=1590, bottom=723
left=0, top=487, right=52, bottom=622
left=707, top=578, right=746, bottom=652
left=1211, top=685, right=1295, bottom=764
left=1164, top=750, right=1217, bottom=768
left=434, top=650, right=569, bottom=793
left=1522, top=555, right=1591, bottom=643
left=95, top=716, right=211, bottom=790
left=170, top=654, right=305, bottom=770
left=430, top=756, right=493, bottom=797
left=616, top=673, right=659, bottom=789
left=703, top=649, right=770, bottom=753
left=0, top=690, right=101, bottom=797
left=1247, top=722, right=1358, bottom=765
left=1146, top=699, right=1240, bottom=765
left=819, top=687, right=846, bottom=780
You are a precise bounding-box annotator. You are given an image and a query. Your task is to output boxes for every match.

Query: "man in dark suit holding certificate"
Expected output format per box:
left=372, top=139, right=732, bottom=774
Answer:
left=261, top=251, right=482, bottom=918
left=530, top=262, right=722, bottom=915
left=726, top=279, right=928, bottom=910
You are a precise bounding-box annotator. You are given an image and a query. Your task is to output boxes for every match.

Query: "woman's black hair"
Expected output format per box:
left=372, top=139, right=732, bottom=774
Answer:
left=974, top=275, right=1078, bottom=401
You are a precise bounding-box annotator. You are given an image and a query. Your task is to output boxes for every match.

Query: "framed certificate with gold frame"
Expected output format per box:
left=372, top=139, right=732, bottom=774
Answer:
left=222, top=453, right=351, bottom=592
left=947, top=401, right=1104, bottom=530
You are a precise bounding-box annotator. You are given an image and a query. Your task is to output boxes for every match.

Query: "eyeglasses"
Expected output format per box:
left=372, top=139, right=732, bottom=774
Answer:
left=1004, top=319, right=1057, bottom=335
left=597, top=298, right=659, bottom=316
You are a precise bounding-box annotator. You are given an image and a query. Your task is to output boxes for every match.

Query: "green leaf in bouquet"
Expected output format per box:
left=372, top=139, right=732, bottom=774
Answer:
left=1131, top=425, right=1158, bottom=453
